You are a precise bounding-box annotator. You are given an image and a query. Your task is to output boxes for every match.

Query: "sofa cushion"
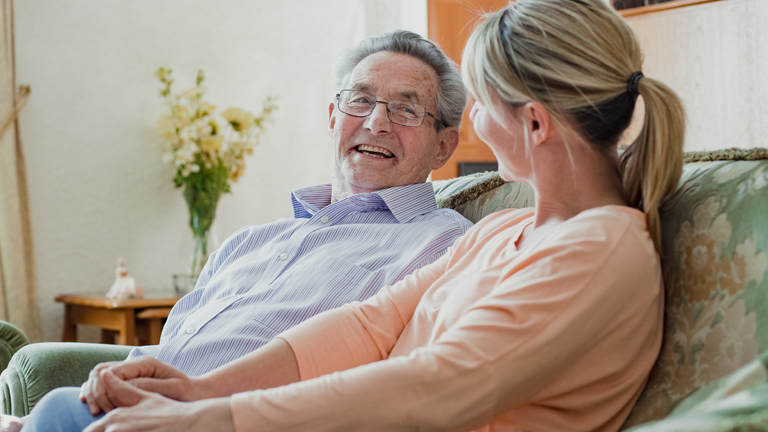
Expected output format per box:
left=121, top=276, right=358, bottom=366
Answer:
left=622, top=158, right=768, bottom=427
left=624, top=350, right=768, bottom=431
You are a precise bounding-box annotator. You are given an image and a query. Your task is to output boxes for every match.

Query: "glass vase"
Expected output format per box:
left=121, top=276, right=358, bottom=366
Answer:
left=189, top=228, right=211, bottom=278
left=183, top=183, right=222, bottom=278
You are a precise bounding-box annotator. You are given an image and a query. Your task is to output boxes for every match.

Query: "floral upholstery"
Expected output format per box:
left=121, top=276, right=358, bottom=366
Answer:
left=623, top=160, right=768, bottom=428
left=433, top=157, right=768, bottom=429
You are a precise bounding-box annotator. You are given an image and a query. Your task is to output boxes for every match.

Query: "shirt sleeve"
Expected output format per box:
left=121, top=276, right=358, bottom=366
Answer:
left=276, top=251, right=451, bottom=380
left=231, top=214, right=661, bottom=432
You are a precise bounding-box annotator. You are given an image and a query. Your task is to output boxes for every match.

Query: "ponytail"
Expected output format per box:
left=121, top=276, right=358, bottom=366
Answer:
left=462, top=0, right=686, bottom=256
left=620, top=78, right=685, bottom=255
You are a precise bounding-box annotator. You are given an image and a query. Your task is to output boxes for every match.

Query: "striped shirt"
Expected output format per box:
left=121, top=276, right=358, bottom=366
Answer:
left=128, top=182, right=473, bottom=376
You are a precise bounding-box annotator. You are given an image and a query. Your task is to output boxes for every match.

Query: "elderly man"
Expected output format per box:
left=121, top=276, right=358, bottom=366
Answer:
left=124, top=29, right=470, bottom=376
left=7, top=29, right=472, bottom=431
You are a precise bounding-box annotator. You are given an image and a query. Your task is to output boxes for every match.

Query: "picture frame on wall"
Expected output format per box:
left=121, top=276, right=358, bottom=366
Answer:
left=612, top=0, right=723, bottom=16
left=612, top=0, right=653, bottom=10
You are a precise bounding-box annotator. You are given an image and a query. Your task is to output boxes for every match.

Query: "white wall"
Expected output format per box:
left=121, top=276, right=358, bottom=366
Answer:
left=626, top=0, right=768, bottom=152
left=14, top=0, right=426, bottom=342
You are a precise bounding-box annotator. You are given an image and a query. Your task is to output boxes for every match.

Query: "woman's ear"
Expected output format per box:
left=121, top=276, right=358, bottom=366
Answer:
left=522, top=101, right=552, bottom=146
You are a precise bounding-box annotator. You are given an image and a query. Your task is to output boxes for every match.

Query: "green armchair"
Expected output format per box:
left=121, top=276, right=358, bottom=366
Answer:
left=0, top=322, right=132, bottom=417
left=0, top=321, right=29, bottom=374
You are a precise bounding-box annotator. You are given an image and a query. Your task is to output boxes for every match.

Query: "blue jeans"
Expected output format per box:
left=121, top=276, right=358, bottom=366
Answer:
left=23, top=387, right=103, bottom=432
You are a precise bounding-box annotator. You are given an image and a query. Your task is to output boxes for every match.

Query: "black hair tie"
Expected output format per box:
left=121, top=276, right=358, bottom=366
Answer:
left=627, top=71, right=644, bottom=94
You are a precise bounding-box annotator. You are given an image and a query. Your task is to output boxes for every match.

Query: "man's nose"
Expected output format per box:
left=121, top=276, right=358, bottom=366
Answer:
left=363, top=101, right=392, bottom=134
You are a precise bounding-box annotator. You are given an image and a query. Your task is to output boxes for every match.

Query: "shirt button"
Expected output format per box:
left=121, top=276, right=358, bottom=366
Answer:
left=320, top=216, right=329, bottom=224
left=185, top=326, right=195, bottom=334
left=279, top=253, right=288, bottom=260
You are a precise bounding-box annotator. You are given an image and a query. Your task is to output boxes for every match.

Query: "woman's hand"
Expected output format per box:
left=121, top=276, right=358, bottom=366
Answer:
left=79, top=357, right=206, bottom=415
left=83, top=369, right=234, bottom=432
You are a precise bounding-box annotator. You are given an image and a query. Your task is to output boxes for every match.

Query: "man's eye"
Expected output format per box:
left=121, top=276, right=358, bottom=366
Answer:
left=392, top=103, right=417, bottom=116
left=351, top=97, right=372, bottom=104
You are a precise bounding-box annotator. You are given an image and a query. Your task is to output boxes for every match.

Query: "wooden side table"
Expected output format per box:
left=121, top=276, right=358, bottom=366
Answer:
left=55, top=294, right=181, bottom=346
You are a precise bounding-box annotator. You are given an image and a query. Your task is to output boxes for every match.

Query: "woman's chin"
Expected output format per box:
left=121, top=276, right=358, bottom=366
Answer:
left=498, top=169, right=520, bottom=183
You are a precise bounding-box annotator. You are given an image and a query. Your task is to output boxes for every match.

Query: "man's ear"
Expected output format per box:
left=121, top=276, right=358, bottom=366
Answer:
left=328, top=101, right=337, bottom=131
left=431, top=126, right=460, bottom=170
left=522, top=101, right=552, bottom=146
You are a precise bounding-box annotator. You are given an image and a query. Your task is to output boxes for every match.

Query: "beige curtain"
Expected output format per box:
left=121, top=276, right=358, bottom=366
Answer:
left=0, top=0, right=41, bottom=342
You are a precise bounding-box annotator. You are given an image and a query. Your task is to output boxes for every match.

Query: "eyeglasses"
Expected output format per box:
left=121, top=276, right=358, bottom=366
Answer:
left=335, top=89, right=447, bottom=128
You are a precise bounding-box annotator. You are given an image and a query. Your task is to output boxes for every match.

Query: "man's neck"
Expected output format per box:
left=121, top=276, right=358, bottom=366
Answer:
left=329, top=179, right=429, bottom=204
left=329, top=182, right=380, bottom=204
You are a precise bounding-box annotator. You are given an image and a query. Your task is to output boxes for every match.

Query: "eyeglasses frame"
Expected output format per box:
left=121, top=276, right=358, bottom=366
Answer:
left=335, top=89, right=448, bottom=129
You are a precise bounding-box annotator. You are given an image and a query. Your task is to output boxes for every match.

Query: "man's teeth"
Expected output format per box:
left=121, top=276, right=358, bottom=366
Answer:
left=357, top=145, right=393, bottom=158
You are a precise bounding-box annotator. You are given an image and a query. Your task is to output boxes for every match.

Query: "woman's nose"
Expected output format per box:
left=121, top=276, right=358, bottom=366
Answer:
left=469, top=102, right=480, bottom=122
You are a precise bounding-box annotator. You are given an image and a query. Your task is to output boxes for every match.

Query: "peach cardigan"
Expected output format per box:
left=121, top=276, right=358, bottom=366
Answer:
left=231, top=206, right=663, bottom=432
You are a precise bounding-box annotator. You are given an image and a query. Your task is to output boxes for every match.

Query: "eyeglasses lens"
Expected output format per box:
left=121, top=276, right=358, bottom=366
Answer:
left=338, top=90, right=425, bottom=127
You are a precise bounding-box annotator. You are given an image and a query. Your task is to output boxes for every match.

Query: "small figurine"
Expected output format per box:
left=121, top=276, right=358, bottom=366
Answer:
left=105, top=257, right=145, bottom=299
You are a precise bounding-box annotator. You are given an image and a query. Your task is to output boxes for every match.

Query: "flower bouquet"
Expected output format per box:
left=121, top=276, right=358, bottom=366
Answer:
left=155, top=67, right=276, bottom=283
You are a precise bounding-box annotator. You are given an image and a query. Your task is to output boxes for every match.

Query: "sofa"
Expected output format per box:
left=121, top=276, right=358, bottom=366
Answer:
left=3, top=148, right=768, bottom=430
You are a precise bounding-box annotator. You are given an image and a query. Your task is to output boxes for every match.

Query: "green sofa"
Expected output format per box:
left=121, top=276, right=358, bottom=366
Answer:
left=3, top=149, right=768, bottom=430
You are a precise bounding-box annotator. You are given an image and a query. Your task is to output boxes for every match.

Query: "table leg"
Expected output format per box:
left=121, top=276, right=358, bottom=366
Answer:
left=62, top=304, right=77, bottom=342
left=117, top=309, right=135, bottom=346
left=147, top=319, right=164, bottom=345
left=101, top=329, right=118, bottom=344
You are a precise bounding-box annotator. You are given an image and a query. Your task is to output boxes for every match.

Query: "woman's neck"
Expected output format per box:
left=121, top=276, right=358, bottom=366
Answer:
left=517, top=141, right=626, bottom=249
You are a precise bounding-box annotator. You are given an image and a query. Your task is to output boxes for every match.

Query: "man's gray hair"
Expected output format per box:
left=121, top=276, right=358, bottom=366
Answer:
left=333, top=30, right=467, bottom=130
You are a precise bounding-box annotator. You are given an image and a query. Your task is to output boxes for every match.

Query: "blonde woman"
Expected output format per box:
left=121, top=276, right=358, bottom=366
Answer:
left=22, top=0, right=684, bottom=431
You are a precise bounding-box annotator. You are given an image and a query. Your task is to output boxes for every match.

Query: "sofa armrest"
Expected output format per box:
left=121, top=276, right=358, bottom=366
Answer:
left=0, top=342, right=133, bottom=416
left=0, top=321, right=30, bottom=374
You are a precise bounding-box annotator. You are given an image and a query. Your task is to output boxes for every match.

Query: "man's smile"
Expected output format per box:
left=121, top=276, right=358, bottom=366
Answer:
left=355, top=144, right=394, bottom=159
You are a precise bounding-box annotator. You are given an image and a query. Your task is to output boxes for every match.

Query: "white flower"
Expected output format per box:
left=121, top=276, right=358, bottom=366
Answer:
left=161, top=153, right=174, bottom=164
left=156, top=68, right=276, bottom=185
left=221, top=107, right=254, bottom=133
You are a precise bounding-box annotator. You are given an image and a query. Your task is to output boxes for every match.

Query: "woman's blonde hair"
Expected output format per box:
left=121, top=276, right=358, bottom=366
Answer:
left=462, top=0, right=685, bottom=254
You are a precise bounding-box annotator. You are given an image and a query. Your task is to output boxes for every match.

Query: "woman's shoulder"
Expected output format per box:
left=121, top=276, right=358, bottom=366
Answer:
left=510, top=206, right=661, bottom=303
left=547, top=205, right=657, bottom=261
left=570, top=205, right=650, bottom=240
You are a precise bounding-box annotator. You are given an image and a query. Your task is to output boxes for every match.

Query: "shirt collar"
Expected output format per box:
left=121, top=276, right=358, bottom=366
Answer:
left=290, top=183, right=438, bottom=223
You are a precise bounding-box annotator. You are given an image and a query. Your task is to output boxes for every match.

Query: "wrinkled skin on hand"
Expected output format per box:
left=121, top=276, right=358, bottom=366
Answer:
left=80, top=361, right=122, bottom=415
